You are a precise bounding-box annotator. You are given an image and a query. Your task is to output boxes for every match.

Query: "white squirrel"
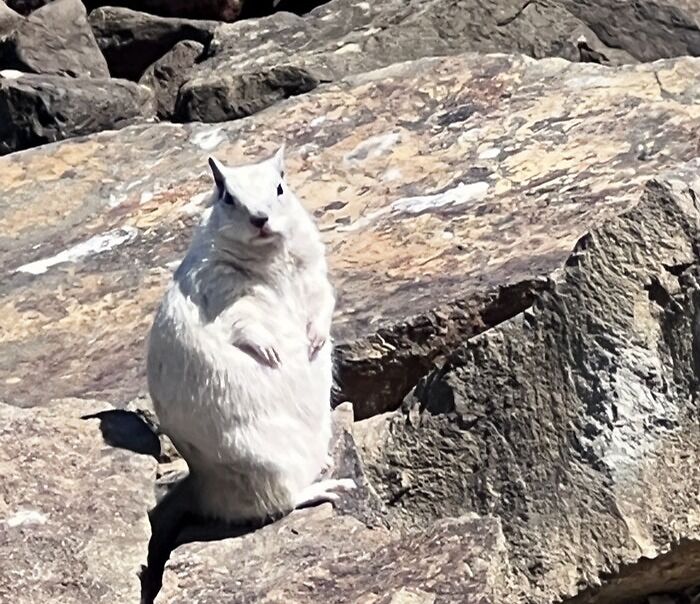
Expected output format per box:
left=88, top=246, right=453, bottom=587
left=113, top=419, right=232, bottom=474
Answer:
left=146, top=145, right=355, bottom=527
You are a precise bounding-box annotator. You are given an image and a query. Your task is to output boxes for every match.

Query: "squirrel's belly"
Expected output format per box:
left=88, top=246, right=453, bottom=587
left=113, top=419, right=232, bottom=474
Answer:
left=149, top=315, right=333, bottom=515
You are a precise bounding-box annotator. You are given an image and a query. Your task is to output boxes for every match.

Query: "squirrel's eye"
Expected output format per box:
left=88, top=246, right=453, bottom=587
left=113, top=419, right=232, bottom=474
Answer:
left=277, top=183, right=284, bottom=196
left=222, top=191, right=235, bottom=206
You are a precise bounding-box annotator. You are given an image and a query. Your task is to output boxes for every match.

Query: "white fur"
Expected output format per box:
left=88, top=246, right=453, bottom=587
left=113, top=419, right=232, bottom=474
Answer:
left=146, top=147, right=336, bottom=522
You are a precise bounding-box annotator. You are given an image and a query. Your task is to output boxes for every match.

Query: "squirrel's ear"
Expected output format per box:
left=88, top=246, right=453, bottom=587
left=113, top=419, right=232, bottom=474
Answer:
left=272, top=144, right=285, bottom=175
left=208, top=156, right=226, bottom=194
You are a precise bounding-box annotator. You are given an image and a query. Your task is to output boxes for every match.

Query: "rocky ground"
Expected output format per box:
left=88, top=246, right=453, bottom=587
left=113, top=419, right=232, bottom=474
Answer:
left=1, top=0, right=700, bottom=603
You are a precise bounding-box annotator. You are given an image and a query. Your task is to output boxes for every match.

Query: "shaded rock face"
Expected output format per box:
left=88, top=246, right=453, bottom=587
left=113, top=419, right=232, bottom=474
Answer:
left=4, top=0, right=51, bottom=16
left=562, top=0, right=700, bottom=62
left=0, top=73, right=154, bottom=155
left=0, top=399, right=156, bottom=603
left=88, top=7, right=217, bottom=81
left=1, top=54, right=700, bottom=418
left=238, top=0, right=331, bottom=18
left=0, top=0, right=108, bottom=78
left=360, top=171, right=700, bottom=602
left=82, top=0, right=244, bottom=22
left=566, top=541, right=700, bottom=604
left=139, top=39, right=204, bottom=119
left=175, top=63, right=320, bottom=122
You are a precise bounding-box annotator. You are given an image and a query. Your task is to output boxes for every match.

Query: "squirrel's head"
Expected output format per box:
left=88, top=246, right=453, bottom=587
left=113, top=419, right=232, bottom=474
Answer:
left=206, top=146, right=292, bottom=249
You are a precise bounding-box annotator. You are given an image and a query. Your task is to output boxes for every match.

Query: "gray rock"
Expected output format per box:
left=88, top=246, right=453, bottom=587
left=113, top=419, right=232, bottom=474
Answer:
left=362, top=167, right=700, bottom=602
left=88, top=7, right=217, bottom=81
left=0, top=398, right=156, bottom=602
left=0, top=73, right=154, bottom=154
left=175, top=63, right=320, bottom=122
left=0, top=2, right=20, bottom=38
left=138, top=40, right=203, bottom=120
left=175, top=0, right=700, bottom=123
left=0, top=0, right=109, bottom=78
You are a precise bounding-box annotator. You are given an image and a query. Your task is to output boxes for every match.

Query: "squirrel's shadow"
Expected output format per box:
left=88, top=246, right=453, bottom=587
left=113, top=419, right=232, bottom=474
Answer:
left=85, top=405, right=387, bottom=604
left=81, top=409, right=162, bottom=459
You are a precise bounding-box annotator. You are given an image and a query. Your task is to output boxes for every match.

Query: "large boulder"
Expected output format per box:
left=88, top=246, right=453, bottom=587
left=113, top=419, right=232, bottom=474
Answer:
left=173, top=0, right=700, bottom=123
left=138, top=39, right=204, bottom=120
left=359, top=165, right=700, bottom=602
left=0, top=398, right=157, bottom=602
left=88, top=7, right=217, bottom=81
left=0, top=0, right=109, bottom=78
left=0, top=53, right=699, bottom=419
left=0, top=73, right=154, bottom=154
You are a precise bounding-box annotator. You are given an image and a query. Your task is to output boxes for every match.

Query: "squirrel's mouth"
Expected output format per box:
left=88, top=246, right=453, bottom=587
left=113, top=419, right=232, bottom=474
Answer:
left=253, top=226, right=278, bottom=241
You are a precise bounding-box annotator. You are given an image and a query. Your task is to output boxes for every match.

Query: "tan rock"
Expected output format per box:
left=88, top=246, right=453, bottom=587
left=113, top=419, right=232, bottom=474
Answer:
left=157, top=507, right=520, bottom=603
left=1, top=55, right=700, bottom=419
left=0, top=398, right=157, bottom=603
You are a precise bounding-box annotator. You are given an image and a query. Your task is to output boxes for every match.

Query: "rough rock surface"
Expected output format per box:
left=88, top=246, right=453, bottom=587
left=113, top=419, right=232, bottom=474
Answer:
left=0, top=73, right=154, bottom=154
left=0, top=398, right=156, bottom=603
left=0, top=0, right=109, bottom=78
left=174, top=0, right=700, bottom=122
left=88, top=7, right=217, bottom=81
left=359, top=167, right=700, bottom=602
left=82, top=0, right=243, bottom=22
left=139, top=40, right=204, bottom=120
left=157, top=507, right=519, bottom=603
left=175, top=63, right=320, bottom=122
left=1, top=54, right=700, bottom=418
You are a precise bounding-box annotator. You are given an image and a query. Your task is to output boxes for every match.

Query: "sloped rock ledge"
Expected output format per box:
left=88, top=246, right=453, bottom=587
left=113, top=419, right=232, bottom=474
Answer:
left=333, top=277, right=551, bottom=419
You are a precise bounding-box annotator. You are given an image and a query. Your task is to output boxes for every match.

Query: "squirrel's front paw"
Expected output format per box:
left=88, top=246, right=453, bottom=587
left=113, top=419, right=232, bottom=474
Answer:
left=234, top=333, right=281, bottom=368
left=306, top=321, right=328, bottom=360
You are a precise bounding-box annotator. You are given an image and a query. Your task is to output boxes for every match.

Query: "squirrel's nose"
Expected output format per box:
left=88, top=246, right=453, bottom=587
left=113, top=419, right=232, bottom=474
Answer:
left=250, top=214, right=268, bottom=229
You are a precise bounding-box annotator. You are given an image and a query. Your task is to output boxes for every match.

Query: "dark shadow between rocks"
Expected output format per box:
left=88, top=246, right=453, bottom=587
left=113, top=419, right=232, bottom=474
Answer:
left=81, top=409, right=161, bottom=459
left=139, top=479, right=280, bottom=604
left=562, top=539, right=700, bottom=604
left=238, top=0, right=331, bottom=19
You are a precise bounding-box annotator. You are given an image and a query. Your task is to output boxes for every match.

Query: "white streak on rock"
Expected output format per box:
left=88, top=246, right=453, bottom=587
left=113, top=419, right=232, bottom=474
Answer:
left=191, top=127, right=226, bottom=151
left=340, top=181, right=490, bottom=232
left=15, top=227, right=138, bottom=275
left=344, top=132, right=402, bottom=164
left=392, top=181, right=490, bottom=214
left=180, top=191, right=210, bottom=215
left=5, top=509, right=47, bottom=527
left=0, top=69, right=24, bottom=80
left=477, top=147, right=501, bottom=160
